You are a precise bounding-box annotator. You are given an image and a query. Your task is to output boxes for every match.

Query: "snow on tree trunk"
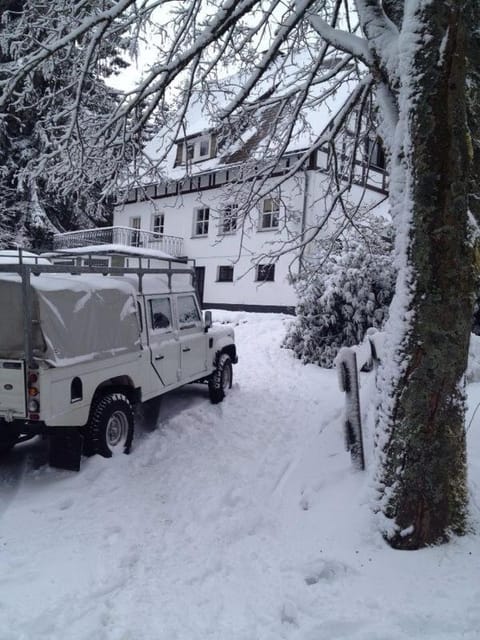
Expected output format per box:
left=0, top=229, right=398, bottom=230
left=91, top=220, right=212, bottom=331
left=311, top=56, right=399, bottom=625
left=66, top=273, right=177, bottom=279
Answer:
left=374, top=2, right=473, bottom=549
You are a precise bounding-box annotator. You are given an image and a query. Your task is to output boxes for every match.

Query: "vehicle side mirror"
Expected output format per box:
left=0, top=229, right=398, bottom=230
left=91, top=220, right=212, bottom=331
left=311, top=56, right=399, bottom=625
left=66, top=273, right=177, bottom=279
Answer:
left=204, top=310, right=212, bottom=332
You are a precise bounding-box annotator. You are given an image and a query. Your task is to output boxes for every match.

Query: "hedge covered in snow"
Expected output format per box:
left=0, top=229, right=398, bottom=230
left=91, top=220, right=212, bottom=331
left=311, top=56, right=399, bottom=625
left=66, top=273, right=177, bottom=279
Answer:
left=283, top=216, right=396, bottom=368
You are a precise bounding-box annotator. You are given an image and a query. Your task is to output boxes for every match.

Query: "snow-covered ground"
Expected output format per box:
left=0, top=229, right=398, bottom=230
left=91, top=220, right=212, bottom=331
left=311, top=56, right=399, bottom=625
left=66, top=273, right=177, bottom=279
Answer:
left=0, top=312, right=479, bottom=640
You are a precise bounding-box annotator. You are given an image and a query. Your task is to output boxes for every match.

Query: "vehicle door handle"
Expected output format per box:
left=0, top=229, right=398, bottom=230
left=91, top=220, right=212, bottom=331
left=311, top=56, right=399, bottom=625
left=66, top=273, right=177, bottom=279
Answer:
left=155, top=355, right=165, bottom=361
left=182, top=347, right=191, bottom=353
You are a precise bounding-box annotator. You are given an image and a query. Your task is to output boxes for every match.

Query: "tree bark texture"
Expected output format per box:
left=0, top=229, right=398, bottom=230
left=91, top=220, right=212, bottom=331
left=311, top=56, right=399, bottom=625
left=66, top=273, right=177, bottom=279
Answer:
left=466, top=1, right=480, bottom=227
left=376, top=2, right=474, bottom=549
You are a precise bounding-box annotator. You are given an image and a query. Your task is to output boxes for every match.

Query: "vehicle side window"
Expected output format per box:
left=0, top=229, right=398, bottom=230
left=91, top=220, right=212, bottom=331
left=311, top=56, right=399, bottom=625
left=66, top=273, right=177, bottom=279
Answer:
left=150, top=297, right=172, bottom=331
left=177, top=295, right=201, bottom=328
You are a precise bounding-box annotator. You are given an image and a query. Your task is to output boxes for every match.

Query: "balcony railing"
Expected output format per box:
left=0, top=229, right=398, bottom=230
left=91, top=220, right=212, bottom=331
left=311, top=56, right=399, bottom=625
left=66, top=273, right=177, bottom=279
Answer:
left=53, top=226, right=184, bottom=257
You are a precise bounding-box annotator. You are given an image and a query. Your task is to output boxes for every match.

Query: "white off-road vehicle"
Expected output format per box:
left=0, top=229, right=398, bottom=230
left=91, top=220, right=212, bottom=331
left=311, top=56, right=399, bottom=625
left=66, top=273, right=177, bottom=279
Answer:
left=0, top=247, right=237, bottom=470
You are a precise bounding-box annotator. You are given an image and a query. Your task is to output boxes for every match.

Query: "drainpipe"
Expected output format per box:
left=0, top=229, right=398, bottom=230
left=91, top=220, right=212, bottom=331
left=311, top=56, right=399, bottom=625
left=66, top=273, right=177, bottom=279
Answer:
left=298, top=167, right=310, bottom=274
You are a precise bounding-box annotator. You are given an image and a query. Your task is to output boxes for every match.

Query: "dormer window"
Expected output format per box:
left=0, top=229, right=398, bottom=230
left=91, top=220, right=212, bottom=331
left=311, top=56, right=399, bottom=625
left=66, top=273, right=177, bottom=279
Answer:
left=199, top=139, right=209, bottom=157
left=174, top=134, right=215, bottom=166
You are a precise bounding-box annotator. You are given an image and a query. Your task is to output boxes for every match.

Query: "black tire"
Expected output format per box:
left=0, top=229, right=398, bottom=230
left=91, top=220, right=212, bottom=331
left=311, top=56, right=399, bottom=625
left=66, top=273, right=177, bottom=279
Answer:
left=86, top=393, right=134, bottom=458
left=208, top=353, right=233, bottom=404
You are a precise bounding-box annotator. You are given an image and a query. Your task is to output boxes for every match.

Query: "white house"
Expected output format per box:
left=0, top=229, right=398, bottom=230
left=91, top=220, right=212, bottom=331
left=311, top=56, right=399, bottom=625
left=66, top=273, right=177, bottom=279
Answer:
left=112, top=112, right=387, bottom=310
left=54, top=83, right=388, bottom=312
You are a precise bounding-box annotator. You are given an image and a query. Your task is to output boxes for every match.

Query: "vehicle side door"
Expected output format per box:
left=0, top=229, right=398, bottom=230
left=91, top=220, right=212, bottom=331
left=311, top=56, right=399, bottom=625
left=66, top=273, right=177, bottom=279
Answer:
left=147, top=296, right=180, bottom=387
left=175, top=294, right=208, bottom=379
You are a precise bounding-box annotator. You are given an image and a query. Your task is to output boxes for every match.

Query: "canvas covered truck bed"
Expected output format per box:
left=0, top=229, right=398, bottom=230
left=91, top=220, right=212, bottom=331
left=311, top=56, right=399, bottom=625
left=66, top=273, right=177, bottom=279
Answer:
left=0, top=273, right=141, bottom=366
left=0, top=248, right=212, bottom=471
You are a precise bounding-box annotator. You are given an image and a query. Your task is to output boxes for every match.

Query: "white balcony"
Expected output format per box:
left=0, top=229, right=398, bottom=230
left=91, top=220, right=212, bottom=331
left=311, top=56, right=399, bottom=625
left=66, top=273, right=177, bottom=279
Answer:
left=53, top=226, right=184, bottom=257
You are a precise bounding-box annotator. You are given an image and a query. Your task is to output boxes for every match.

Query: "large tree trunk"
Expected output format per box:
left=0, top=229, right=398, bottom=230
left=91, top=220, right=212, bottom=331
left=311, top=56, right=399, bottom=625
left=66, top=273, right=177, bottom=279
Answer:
left=467, top=2, right=480, bottom=227
left=375, top=3, right=474, bottom=549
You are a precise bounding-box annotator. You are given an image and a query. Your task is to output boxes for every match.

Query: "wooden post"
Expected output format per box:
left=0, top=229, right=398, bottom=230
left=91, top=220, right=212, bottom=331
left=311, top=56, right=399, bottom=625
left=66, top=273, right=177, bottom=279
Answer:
left=336, top=347, right=365, bottom=470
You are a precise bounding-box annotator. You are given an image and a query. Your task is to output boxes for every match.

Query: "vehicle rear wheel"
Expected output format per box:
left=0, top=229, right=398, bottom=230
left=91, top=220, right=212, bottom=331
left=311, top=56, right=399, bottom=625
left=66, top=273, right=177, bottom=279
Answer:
left=86, top=393, right=134, bottom=458
left=208, top=353, right=233, bottom=404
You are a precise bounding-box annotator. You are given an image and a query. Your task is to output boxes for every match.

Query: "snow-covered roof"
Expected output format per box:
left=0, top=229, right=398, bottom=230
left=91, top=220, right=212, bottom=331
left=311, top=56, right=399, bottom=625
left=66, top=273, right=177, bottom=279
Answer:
left=141, top=49, right=359, bottom=183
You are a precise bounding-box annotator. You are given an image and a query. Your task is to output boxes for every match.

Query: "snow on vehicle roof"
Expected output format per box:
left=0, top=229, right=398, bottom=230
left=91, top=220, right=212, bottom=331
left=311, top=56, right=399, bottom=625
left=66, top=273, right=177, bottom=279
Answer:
left=0, top=250, right=51, bottom=265
left=0, top=269, right=141, bottom=365
left=42, top=244, right=180, bottom=262
left=0, top=270, right=138, bottom=295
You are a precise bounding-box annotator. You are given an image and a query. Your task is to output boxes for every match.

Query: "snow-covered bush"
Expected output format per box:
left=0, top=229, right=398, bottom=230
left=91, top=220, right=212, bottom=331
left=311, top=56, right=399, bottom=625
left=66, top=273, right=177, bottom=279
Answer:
left=283, top=216, right=395, bottom=368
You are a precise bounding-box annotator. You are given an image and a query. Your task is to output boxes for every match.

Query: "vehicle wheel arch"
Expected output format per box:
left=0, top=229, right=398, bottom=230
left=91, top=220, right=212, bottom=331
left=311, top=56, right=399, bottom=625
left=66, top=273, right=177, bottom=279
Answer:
left=93, top=376, right=141, bottom=408
left=215, top=343, right=236, bottom=365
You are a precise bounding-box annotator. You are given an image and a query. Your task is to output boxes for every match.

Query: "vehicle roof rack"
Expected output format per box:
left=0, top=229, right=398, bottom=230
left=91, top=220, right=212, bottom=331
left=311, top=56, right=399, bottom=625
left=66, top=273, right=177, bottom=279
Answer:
left=42, top=243, right=189, bottom=264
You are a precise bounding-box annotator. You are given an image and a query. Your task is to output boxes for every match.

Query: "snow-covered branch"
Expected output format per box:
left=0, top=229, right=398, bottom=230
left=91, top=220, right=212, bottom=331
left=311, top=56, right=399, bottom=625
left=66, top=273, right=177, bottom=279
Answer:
left=354, top=0, right=399, bottom=76
left=307, top=14, right=372, bottom=66
left=0, top=0, right=390, bottom=247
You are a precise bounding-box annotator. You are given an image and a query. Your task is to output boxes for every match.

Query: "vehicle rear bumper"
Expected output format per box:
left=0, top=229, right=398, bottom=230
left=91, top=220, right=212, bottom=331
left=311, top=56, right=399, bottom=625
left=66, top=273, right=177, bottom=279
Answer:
left=0, top=418, right=47, bottom=437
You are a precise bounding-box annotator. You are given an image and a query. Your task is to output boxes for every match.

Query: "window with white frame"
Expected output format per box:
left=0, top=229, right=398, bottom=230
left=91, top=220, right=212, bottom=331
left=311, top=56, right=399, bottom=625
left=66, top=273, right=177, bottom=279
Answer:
left=129, top=216, right=141, bottom=247
left=193, top=207, right=210, bottom=236
left=217, top=265, right=234, bottom=282
left=152, top=213, right=165, bottom=236
left=220, top=204, right=238, bottom=234
left=199, top=138, right=210, bottom=157
left=260, top=197, right=280, bottom=230
left=256, top=263, right=275, bottom=282
left=175, top=136, right=212, bottom=166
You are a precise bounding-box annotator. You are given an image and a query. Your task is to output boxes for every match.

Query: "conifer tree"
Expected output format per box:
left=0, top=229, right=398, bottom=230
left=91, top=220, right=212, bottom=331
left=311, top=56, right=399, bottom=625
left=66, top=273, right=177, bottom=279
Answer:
left=0, top=0, right=129, bottom=247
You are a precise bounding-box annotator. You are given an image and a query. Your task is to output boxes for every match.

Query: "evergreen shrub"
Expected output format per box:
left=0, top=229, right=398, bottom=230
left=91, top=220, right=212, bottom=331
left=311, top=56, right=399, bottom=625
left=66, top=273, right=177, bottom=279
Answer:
left=283, top=216, right=395, bottom=368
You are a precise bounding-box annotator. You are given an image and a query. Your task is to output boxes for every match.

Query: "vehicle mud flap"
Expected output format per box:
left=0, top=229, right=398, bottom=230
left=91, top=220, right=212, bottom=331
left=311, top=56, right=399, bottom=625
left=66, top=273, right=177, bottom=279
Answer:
left=48, top=431, right=84, bottom=472
left=136, top=397, right=161, bottom=432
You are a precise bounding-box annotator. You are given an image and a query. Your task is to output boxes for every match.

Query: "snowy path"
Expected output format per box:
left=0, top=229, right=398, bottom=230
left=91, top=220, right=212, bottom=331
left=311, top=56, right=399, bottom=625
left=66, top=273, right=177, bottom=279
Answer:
left=0, top=313, right=479, bottom=640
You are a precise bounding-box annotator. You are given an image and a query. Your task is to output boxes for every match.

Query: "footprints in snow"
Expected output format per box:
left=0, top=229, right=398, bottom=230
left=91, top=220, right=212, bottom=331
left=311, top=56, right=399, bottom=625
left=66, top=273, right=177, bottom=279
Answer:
left=279, top=559, right=356, bottom=629
left=281, top=601, right=299, bottom=627
left=300, top=494, right=310, bottom=511
left=58, top=497, right=74, bottom=511
left=304, top=559, right=354, bottom=586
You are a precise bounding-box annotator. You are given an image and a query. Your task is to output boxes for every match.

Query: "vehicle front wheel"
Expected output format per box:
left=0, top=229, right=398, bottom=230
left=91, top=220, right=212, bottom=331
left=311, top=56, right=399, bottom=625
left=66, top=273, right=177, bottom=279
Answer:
left=208, top=353, right=233, bottom=404
left=86, top=393, right=134, bottom=458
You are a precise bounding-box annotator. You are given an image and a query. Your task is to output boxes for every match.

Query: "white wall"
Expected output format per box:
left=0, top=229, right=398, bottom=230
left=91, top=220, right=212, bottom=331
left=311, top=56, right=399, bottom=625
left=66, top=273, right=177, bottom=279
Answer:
left=114, top=175, right=305, bottom=309
left=114, top=167, right=388, bottom=310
